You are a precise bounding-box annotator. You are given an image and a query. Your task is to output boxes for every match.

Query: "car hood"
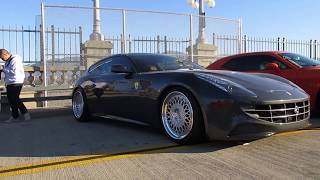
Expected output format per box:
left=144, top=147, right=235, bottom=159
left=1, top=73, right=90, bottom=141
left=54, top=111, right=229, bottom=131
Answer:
left=301, top=66, right=320, bottom=70
left=194, top=70, right=308, bottom=103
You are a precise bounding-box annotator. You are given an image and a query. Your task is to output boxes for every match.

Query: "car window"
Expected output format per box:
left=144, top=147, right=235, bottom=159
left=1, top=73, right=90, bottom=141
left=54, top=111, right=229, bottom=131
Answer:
left=130, top=55, right=204, bottom=73
left=89, top=56, right=134, bottom=75
left=222, top=55, right=288, bottom=71
left=279, top=53, right=320, bottom=67
left=111, top=56, right=135, bottom=72
left=90, top=60, right=112, bottom=75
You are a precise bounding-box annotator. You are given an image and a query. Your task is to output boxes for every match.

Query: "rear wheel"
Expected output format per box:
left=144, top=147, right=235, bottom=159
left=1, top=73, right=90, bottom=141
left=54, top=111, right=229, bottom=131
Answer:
left=161, top=87, right=204, bottom=144
left=72, top=88, right=90, bottom=122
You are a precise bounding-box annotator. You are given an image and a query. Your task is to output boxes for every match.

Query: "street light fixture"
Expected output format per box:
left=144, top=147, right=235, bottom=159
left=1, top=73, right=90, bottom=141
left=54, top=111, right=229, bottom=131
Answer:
left=205, top=0, right=216, bottom=8
left=187, top=0, right=216, bottom=43
left=90, top=0, right=102, bottom=41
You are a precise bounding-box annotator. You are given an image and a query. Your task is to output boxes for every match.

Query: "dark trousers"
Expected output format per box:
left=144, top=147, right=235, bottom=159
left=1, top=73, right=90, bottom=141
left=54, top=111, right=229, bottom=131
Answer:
left=6, top=84, right=28, bottom=118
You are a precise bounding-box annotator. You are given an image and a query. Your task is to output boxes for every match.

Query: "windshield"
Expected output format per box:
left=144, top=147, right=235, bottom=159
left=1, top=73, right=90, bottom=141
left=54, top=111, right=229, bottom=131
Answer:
left=279, top=53, right=320, bottom=67
left=131, top=55, right=204, bottom=73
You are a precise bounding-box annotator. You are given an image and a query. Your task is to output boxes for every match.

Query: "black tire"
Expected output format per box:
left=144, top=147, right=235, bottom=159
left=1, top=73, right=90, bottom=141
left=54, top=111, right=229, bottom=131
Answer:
left=72, top=88, right=91, bottom=122
left=160, top=87, right=204, bottom=144
left=314, top=92, right=320, bottom=117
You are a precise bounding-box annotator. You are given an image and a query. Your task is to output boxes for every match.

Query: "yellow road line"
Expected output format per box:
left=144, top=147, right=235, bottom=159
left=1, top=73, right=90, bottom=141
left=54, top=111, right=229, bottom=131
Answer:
left=275, top=128, right=320, bottom=137
left=0, top=154, right=141, bottom=177
left=0, top=143, right=180, bottom=178
left=0, top=155, right=99, bottom=172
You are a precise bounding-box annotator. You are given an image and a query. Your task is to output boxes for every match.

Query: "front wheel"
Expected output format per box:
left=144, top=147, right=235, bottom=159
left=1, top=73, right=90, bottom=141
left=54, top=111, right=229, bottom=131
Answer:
left=72, top=88, right=90, bottom=122
left=161, top=88, right=204, bottom=144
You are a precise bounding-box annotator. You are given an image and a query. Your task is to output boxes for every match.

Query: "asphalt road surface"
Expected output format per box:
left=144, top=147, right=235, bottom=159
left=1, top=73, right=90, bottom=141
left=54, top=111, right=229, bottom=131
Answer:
left=0, top=108, right=319, bottom=179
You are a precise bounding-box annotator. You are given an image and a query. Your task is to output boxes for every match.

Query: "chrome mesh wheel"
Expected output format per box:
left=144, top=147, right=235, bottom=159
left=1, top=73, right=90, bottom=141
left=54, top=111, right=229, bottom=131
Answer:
left=72, top=90, right=84, bottom=119
left=161, top=91, right=194, bottom=140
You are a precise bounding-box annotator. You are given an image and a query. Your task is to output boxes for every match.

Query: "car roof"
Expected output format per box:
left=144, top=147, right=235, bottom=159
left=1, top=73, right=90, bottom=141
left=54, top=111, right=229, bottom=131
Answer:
left=212, top=51, right=289, bottom=64
left=223, top=51, right=286, bottom=59
left=125, top=53, right=172, bottom=59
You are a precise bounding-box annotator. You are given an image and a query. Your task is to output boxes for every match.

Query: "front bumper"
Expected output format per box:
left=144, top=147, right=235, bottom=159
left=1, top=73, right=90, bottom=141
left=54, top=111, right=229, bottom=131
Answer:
left=226, top=116, right=311, bottom=141
left=203, top=99, right=311, bottom=141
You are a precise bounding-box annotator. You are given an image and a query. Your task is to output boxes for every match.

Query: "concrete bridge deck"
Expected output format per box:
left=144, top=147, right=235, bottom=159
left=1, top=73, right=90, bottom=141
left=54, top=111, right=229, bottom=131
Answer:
left=0, top=108, right=319, bottom=179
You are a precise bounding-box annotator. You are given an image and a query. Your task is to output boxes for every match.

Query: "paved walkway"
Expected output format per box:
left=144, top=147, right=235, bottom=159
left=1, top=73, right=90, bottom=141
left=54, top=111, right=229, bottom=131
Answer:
left=0, top=108, right=319, bottom=179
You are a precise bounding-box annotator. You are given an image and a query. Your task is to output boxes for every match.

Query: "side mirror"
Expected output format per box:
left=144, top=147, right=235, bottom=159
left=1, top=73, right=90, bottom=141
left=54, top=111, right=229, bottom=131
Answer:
left=265, top=63, right=280, bottom=71
left=111, top=64, right=133, bottom=74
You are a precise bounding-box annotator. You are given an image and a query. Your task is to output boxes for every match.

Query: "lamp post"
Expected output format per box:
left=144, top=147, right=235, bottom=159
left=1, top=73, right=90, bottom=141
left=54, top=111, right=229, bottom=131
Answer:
left=90, top=0, right=102, bottom=40
left=187, top=0, right=215, bottom=44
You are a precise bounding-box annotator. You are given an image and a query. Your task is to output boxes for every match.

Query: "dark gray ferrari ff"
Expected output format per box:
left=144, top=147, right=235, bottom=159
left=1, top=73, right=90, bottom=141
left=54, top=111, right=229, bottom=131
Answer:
left=72, top=53, right=310, bottom=144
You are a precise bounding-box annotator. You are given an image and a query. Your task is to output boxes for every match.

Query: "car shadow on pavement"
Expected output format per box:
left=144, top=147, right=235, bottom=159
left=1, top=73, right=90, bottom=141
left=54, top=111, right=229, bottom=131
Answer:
left=309, top=117, right=320, bottom=128
left=0, top=114, right=242, bottom=158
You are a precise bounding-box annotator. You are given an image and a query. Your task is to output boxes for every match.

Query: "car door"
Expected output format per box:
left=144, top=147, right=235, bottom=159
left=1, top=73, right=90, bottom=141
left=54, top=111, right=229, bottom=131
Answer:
left=105, top=56, right=138, bottom=119
left=86, top=59, right=115, bottom=115
left=110, top=56, right=157, bottom=125
left=250, top=55, right=297, bottom=83
left=222, top=55, right=297, bottom=83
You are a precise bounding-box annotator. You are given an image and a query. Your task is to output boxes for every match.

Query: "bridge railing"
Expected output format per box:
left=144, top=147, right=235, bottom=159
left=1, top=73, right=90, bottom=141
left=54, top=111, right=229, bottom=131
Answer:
left=0, top=86, right=73, bottom=112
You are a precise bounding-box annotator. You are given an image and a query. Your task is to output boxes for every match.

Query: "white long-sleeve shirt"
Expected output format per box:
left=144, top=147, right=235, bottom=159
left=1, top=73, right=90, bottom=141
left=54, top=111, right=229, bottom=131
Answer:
left=3, top=55, right=25, bottom=85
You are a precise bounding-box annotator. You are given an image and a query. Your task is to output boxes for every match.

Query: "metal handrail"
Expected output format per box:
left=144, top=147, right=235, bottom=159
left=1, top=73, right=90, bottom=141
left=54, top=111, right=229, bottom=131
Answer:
left=44, top=4, right=239, bottom=22
left=0, top=86, right=73, bottom=93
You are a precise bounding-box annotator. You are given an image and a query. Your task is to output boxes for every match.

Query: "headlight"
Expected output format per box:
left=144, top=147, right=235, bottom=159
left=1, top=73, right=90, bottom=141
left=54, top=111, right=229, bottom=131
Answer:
left=196, top=73, right=257, bottom=97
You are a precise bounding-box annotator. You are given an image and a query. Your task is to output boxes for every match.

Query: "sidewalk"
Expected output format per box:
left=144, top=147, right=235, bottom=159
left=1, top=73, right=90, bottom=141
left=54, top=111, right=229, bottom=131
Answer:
left=0, top=106, right=72, bottom=121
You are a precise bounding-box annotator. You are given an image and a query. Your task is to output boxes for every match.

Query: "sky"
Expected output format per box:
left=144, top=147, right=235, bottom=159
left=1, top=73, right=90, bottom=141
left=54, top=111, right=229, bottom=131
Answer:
left=1, top=0, right=320, bottom=40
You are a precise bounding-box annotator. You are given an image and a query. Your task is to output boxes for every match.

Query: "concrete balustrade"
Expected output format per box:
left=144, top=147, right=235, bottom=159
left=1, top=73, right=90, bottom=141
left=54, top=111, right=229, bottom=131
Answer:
left=0, top=65, right=86, bottom=110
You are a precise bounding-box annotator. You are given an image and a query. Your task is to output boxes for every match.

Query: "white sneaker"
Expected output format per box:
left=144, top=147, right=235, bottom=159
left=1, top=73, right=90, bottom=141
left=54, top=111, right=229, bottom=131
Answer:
left=23, top=113, right=31, bottom=121
left=4, top=116, right=18, bottom=123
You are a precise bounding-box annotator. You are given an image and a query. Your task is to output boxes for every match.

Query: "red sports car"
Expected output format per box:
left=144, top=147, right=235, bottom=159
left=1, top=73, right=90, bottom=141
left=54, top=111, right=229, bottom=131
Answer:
left=207, top=51, right=320, bottom=114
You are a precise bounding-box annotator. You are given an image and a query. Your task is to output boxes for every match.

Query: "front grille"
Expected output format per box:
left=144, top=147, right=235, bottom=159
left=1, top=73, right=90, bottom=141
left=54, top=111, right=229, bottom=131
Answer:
left=243, top=100, right=310, bottom=123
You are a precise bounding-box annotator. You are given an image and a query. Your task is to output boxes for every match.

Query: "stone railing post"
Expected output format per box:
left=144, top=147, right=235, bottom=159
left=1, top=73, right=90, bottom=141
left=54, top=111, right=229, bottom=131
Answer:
left=187, top=43, right=218, bottom=67
left=82, top=40, right=113, bottom=70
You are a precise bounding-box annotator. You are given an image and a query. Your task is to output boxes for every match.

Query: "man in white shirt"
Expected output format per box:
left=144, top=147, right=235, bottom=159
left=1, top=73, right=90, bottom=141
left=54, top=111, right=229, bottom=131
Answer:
left=0, top=49, right=31, bottom=122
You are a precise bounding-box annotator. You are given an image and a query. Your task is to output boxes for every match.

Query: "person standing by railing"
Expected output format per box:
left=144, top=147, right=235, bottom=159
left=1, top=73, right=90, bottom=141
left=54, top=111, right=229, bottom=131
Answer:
left=0, top=49, right=31, bottom=122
